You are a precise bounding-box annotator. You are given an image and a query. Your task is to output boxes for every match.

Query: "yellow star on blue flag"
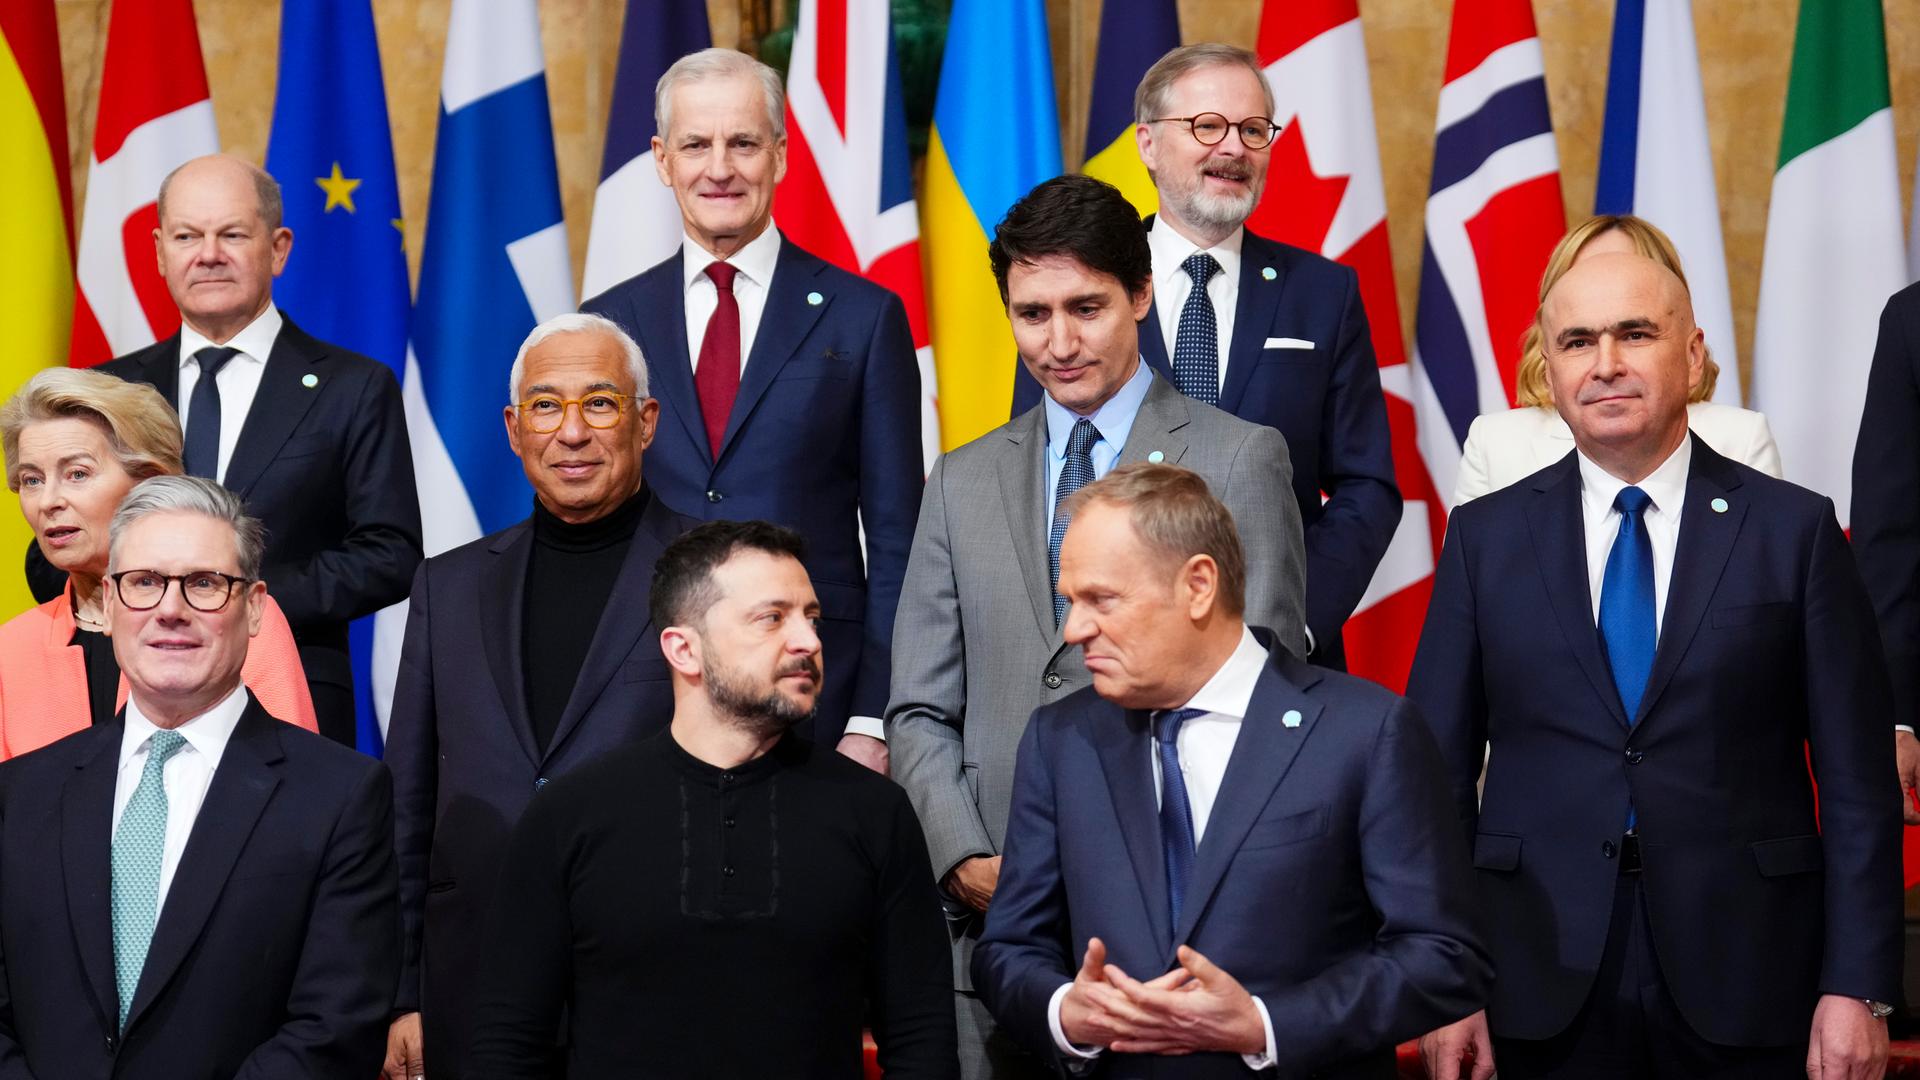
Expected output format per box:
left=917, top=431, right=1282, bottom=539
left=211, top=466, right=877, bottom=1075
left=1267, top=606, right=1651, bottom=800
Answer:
left=316, top=163, right=362, bottom=213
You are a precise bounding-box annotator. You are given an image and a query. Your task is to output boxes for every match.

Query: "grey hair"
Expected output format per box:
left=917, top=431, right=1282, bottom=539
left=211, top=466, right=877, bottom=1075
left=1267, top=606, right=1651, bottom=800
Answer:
left=1134, top=43, right=1275, bottom=125
left=507, top=312, right=651, bottom=403
left=108, top=475, right=265, bottom=581
left=654, top=47, right=787, bottom=144
left=156, top=155, right=285, bottom=232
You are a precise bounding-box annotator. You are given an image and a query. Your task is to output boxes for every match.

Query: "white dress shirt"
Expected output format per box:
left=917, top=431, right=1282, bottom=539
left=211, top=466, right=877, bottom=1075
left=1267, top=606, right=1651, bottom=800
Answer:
left=1148, top=217, right=1242, bottom=393
left=1048, top=626, right=1279, bottom=1071
left=682, top=226, right=782, bottom=373
left=1578, top=437, right=1690, bottom=636
left=177, top=305, right=281, bottom=485
left=112, top=683, right=249, bottom=913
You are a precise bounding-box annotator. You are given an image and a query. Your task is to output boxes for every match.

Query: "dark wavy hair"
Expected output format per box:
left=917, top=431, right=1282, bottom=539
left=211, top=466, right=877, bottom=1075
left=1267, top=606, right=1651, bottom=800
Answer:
left=989, top=174, right=1152, bottom=304
left=650, top=519, right=809, bottom=630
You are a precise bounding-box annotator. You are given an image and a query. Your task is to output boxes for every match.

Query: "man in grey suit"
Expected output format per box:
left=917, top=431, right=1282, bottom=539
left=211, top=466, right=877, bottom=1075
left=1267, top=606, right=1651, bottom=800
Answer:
left=887, top=174, right=1309, bottom=1080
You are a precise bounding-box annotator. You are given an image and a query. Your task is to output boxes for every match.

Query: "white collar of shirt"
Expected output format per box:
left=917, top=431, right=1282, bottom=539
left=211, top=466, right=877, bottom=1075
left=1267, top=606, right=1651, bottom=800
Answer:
left=679, top=225, right=782, bottom=295
left=119, top=681, right=249, bottom=777
left=1043, top=358, right=1155, bottom=456
left=1148, top=625, right=1268, bottom=841
left=1576, top=434, right=1692, bottom=632
left=1177, top=624, right=1267, bottom=720
left=682, top=226, right=782, bottom=374
left=1148, top=216, right=1243, bottom=287
left=177, top=304, right=281, bottom=373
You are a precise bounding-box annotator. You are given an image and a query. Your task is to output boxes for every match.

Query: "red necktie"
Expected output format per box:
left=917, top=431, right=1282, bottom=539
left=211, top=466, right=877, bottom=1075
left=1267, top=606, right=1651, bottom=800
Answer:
left=695, top=261, right=741, bottom=458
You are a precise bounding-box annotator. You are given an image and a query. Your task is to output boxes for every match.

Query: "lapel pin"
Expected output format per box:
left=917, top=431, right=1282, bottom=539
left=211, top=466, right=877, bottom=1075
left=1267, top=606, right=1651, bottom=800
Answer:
left=806, top=291, right=824, bottom=306
left=1711, top=497, right=1728, bottom=514
left=1282, top=709, right=1303, bottom=728
left=301, top=373, right=319, bottom=389
left=1147, top=450, right=1165, bottom=464
left=1261, top=266, right=1277, bottom=281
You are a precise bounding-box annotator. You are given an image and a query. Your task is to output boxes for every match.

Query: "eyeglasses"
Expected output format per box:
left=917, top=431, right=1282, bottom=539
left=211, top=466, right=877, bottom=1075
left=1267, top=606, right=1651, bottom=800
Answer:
left=513, top=392, right=639, bottom=434
left=1148, top=113, right=1279, bottom=150
left=109, top=570, right=252, bottom=612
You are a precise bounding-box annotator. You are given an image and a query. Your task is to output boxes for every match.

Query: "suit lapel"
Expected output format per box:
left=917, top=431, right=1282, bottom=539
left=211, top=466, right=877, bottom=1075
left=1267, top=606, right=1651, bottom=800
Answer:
left=1138, top=300, right=1173, bottom=383
left=1219, top=232, right=1286, bottom=416
left=222, top=319, right=328, bottom=496
left=60, top=725, right=122, bottom=1032
left=480, top=522, right=541, bottom=767
left=634, top=253, right=710, bottom=464
left=124, top=702, right=284, bottom=1034
left=141, top=336, right=184, bottom=406
left=1116, top=374, right=1192, bottom=468
left=997, top=407, right=1060, bottom=644
left=1525, top=454, right=1631, bottom=727
left=1632, top=440, right=1745, bottom=728
left=718, top=238, right=828, bottom=462
left=1089, top=707, right=1174, bottom=950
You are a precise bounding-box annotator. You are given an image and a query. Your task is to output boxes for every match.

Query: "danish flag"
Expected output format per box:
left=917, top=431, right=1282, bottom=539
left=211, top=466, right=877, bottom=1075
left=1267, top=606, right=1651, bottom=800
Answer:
left=773, top=0, right=939, bottom=468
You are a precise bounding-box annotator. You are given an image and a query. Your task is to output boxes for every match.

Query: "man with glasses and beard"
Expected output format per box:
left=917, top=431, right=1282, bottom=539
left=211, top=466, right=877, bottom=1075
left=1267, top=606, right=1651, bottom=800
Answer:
left=467, top=520, right=956, bottom=1078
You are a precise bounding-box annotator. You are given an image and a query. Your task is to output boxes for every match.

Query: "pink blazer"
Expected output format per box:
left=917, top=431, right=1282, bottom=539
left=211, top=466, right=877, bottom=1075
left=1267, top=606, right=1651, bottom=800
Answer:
left=0, top=584, right=318, bottom=760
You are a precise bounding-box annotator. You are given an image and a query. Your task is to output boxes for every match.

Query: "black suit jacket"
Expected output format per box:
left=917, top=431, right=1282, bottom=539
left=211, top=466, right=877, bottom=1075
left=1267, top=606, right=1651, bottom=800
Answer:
left=1853, top=281, right=1920, bottom=720
left=0, top=697, right=399, bottom=1078
left=1407, top=438, right=1902, bottom=1045
left=384, top=492, right=694, bottom=1079
left=28, top=317, right=424, bottom=694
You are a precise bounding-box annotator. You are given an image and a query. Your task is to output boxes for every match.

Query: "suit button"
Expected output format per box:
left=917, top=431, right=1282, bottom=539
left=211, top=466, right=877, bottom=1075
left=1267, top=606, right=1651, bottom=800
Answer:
left=724, top=817, right=736, bottom=828
left=723, top=865, right=736, bottom=877
left=534, top=776, right=549, bottom=790
left=1044, top=672, right=1062, bottom=689
left=1625, top=748, right=1644, bottom=765
left=1601, top=840, right=1617, bottom=859
left=706, top=489, right=723, bottom=503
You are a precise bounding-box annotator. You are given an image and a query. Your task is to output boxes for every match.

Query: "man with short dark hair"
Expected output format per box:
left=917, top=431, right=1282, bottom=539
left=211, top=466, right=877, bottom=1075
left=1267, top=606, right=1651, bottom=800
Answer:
left=468, top=519, right=956, bottom=1078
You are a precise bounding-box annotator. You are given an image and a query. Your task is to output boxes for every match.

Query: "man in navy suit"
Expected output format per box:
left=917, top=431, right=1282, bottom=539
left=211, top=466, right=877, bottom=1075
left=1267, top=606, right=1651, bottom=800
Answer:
left=1014, top=44, right=1398, bottom=670
left=1410, top=252, right=1901, bottom=1079
left=0, top=476, right=398, bottom=1078
left=974, top=462, right=1486, bottom=1078
left=581, top=47, right=921, bottom=768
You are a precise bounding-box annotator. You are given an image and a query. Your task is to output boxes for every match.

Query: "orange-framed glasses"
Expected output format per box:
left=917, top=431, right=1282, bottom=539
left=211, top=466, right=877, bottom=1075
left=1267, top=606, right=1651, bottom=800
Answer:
left=513, top=391, right=638, bottom=434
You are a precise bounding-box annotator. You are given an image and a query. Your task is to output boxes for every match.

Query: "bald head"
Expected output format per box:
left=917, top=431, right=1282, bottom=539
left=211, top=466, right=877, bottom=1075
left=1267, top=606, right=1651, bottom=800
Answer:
left=157, top=155, right=284, bottom=232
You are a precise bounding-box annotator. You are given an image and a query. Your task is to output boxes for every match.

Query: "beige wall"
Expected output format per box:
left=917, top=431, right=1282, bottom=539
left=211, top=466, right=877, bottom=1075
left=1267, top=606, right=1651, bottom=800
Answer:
left=50, top=0, right=1920, bottom=392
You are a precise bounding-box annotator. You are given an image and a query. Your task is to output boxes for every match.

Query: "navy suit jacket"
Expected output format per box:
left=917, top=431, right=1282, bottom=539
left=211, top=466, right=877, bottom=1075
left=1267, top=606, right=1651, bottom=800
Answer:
left=1407, top=438, right=1903, bottom=1045
left=1853, top=281, right=1920, bottom=720
left=582, top=235, right=923, bottom=741
left=1015, top=228, right=1399, bottom=668
left=974, top=633, right=1488, bottom=1078
left=0, top=697, right=398, bottom=1079
left=384, top=492, right=693, bottom=1078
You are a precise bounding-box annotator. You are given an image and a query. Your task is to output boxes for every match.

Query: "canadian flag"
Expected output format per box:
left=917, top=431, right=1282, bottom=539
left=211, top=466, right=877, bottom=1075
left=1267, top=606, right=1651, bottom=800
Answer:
left=1247, top=0, right=1442, bottom=691
left=71, top=0, right=219, bottom=367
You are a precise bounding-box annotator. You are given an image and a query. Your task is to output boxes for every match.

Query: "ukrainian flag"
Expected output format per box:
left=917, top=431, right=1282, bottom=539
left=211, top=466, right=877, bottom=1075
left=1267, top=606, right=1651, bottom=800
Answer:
left=1081, top=0, right=1179, bottom=215
left=924, top=0, right=1061, bottom=449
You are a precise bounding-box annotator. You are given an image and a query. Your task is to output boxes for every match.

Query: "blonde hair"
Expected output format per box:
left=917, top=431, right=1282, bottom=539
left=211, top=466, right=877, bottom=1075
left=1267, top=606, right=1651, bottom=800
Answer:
left=1518, top=214, right=1719, bottom=408
left=1063, top=463, right=1247, bottom=617
left=0, top=368, right=183, bottom=491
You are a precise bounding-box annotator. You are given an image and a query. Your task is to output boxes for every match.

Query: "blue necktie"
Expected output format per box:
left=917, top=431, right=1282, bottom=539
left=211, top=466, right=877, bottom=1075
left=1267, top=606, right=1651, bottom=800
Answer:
left=1155, top=708, right=1204, bottom=936
left=1049, top=419, right=1100, bottom=625
left=112, top=730, right=188, bottom=1031
left=1172, top=253, right=1220, bottom=405
left=184, top=346, right=238, bottom=479
left=1598, top=486, right=1657, bottom=721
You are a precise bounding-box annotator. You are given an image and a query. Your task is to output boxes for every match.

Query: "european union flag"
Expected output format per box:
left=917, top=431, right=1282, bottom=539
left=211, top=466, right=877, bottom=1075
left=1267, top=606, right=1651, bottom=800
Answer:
left=265, top=0, right=410, bottom=756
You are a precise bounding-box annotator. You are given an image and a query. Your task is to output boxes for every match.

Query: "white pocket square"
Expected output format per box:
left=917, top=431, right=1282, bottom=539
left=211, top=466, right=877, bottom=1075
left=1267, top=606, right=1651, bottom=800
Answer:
left=1264, top=337, right=1315, bottom=350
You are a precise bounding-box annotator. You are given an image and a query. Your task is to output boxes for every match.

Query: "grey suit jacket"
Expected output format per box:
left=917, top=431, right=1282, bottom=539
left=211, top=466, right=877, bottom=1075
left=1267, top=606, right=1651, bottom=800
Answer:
left=887, top=370, right=1308, bottom=988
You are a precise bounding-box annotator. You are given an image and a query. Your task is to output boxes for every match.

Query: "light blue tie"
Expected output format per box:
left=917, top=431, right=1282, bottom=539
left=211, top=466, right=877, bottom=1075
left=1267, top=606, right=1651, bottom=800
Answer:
left=1172, top=253, right=1221, bottom=405
left=112, top=730, right=188, bottom=1030
left=1598, top=486, right=1655, bottom=831
left=1155, top=708, right=1204, bottom=939
left=1049, top=419, right=1100, bottom=625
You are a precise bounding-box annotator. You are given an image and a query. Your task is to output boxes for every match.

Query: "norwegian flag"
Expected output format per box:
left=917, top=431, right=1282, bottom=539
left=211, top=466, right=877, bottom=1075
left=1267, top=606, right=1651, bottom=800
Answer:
left=1247, top=0, right=1441, bottom=690
left=70, top=0, right=220, bottom=367
left=774, top=0, right=939, bottom=468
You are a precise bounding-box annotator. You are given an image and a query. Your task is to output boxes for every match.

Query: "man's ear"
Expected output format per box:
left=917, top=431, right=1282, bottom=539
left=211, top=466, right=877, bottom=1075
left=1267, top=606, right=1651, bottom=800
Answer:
left=1182, top=554, right=1220, bottom=621
left=660, top=624, right=702, bottom=678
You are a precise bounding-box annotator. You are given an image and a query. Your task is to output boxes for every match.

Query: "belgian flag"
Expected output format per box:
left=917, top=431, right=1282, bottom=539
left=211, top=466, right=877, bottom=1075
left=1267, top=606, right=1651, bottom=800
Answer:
left=1080, top=0, right=1180, bottom=215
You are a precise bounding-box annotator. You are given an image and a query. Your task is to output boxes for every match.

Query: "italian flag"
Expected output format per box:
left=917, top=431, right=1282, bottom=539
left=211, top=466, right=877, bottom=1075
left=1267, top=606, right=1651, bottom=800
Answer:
left=1750, top=0, right=1904, bottom=527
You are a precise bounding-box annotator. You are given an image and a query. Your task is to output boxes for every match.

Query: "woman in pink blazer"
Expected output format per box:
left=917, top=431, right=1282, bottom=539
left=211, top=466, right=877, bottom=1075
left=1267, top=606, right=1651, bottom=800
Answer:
left=0, top=368, right=315, bottom=760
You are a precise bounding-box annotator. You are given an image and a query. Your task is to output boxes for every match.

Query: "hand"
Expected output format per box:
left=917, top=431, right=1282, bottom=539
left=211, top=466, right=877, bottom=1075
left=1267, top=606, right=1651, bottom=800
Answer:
left=1896, top=730, right=1920, bottom=825
left=944, top=855, right=1000, bottom=913
left=382, top=1012, right=425, bottom=1080
left=1807, top=994, right=1888, bottom=1080
left=1057, top=937, right=1193, bottom=1051
left=1099, top=945, right=1265, bottom=1057
left=835, top=733, right=889, bottom=775
left=1419, top=1010, right=1494, bottom=1080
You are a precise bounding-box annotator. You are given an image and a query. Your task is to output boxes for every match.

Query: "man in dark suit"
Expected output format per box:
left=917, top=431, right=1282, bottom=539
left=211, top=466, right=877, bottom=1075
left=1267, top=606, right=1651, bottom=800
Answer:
left=975, top=462, right=1487, bottom=1078
left=1013, top=44, right=1399, bottom=670
left=27, top=155, right=423, bottom=747
left=1411, top=251, right=1901, bottom=1079
left=381, top=312, right=694, bottom=1080
left=581, top=47, right=921, bottom=768
left=0, top=475, right=398, bottom=1078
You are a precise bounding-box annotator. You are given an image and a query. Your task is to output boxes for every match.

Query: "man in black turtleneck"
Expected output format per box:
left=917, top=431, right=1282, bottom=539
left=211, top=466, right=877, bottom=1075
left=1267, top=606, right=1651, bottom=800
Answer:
left=382, top=312, right=698, bottom=1080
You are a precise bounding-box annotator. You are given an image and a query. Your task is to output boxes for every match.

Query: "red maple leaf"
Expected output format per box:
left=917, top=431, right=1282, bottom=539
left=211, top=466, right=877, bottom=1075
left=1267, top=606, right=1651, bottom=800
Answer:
left=1248, top=119, right=1351, bottom=254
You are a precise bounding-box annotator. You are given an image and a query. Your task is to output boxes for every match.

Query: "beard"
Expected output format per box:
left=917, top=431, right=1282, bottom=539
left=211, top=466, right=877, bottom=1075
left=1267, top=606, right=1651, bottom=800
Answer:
left=1160, top=161, right=1264, bottom=234
left=703, top=653, right=820, bottom=739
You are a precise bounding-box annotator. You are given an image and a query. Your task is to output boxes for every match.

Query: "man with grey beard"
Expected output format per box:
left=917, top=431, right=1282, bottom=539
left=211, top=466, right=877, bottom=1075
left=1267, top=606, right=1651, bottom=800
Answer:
left=466, top=520, right=956, bottom=1078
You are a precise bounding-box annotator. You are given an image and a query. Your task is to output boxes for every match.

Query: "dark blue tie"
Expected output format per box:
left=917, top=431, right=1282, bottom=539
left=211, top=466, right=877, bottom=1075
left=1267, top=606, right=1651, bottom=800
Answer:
left=184, top=346, right=238, bottom=479
left=1599, top=486, right=1657, bottom=722
left=1172, top=253, right=1220, bottom=405
left=1155, top=707, right=1204, bottom=936
left=1048, top=419, right=1100, bottom=625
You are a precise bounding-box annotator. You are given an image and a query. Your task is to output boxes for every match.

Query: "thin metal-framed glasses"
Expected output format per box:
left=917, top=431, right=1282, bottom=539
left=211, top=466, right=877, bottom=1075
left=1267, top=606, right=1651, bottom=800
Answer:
left=109, top=570, right=252, bottom=612
left=513, top=392, right=638, bottom=434
left=1147, top=113, right=1279, bottom=150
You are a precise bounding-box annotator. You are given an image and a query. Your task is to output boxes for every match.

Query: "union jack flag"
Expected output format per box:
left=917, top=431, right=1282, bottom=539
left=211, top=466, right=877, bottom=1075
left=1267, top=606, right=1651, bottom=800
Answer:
left=774, top=0, right=939, bottom=468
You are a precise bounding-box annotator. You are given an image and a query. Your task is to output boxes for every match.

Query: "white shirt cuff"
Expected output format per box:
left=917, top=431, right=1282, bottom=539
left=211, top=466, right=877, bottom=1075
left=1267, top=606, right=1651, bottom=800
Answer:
left=1240, top=996, right=1277, bottom=1071
left=1897, top=725, right=1915, bottom=735
left=842, top=715, right=886, bottom=740
left=1302, top=625, right=1316, bottom=656
left=1047, top=982, right=1103, bottom=1060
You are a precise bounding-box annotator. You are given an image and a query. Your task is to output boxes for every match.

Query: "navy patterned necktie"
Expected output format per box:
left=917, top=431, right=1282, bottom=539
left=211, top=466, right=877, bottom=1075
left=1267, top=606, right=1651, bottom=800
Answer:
left=1155, top=707, right=1204, bottom=936
left=1048, top=418, right=1100, bottom=626
left=1172, top=253, right=1221, bottom=405
left=184, top=346, right=238, bottom=479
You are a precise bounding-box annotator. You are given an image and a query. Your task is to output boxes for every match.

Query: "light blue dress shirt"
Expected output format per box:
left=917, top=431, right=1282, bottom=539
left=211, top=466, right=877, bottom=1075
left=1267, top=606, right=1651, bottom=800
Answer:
left=1041, top=359, right=1155, bottom=528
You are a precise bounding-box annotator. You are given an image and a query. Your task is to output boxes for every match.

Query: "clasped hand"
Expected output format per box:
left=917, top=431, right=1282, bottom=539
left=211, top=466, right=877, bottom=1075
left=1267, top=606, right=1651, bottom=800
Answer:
left=1058, top=937, right=1266, bottom=1057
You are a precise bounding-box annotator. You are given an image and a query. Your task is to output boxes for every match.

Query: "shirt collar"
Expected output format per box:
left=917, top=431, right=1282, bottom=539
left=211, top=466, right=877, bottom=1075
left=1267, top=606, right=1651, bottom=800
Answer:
left=178, top=304, right=282, bottom=370
left=1179, top=625, right=1268, bottom=720
left=119, top=681, right=250, bottom=774
left=1043, top=359, right=1155, bottom=458
left=1148, top=216, right=1243, bottom=288
left=680, top=225, right=783, bottom=294
left=1576, top=432, right=1693, bottom=519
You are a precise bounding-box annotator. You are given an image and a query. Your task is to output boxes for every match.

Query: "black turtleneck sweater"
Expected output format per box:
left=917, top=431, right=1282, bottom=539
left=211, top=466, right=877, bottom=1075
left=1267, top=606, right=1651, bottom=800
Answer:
left=524, top=486, right=648, bottom=752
